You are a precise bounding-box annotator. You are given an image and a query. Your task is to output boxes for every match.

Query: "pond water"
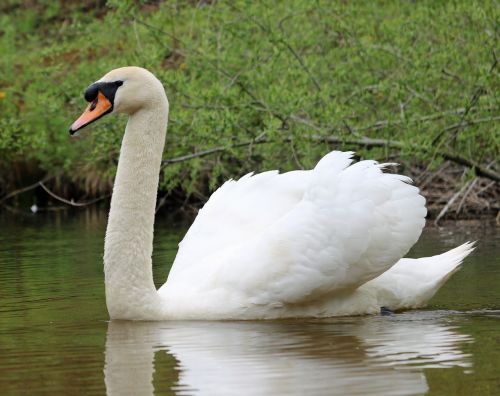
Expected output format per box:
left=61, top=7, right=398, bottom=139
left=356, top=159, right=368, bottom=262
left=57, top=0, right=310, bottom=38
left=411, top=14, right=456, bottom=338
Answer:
left=0, top=210, right=498, bottom=395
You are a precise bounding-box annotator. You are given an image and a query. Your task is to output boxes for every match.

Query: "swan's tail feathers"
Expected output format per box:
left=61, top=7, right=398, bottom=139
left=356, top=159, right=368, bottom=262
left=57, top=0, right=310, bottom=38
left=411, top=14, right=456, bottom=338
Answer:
left=367, top=242, right=476, bottom=311
left=420, top=241, right=476, bottom=282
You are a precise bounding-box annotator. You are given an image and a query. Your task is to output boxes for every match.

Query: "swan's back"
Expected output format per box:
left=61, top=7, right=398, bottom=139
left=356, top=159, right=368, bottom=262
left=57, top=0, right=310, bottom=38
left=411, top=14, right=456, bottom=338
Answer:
left=160, top=151, right=427, bottom=319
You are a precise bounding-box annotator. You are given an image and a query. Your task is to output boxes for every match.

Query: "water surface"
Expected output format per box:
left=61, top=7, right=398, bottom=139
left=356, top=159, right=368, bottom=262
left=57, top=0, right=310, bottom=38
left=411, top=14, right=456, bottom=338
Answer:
left=0, top=211, right=498, bottom=395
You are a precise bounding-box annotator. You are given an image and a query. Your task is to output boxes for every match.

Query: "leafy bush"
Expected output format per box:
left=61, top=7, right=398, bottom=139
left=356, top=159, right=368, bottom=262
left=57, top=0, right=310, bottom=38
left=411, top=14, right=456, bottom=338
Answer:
left=0, top=0, right=498, bottom=200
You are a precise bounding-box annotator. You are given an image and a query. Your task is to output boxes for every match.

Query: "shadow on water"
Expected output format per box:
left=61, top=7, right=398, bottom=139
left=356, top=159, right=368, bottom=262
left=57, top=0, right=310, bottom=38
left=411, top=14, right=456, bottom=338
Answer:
left=104, top=312, right=474, bottom=396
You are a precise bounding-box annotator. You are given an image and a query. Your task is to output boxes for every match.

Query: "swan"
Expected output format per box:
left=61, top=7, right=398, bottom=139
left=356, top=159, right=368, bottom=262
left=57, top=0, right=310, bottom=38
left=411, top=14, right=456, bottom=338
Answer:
left=69, top=66, right=474, bottom=320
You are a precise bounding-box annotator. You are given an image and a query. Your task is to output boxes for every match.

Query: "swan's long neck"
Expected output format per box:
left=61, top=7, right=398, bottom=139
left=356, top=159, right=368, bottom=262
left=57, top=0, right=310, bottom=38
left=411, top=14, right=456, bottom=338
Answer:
left=104, top=100, right=168, bottom=320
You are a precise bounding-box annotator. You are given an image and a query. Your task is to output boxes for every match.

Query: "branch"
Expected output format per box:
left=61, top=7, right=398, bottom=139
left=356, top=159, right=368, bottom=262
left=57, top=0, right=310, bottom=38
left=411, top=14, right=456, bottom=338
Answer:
left=456, top=178, right=478, bottom=214
left=343, top=85, right=379, bottom=104
left=161, top=134, right=500, bottom=183
left=1, top=177, right=111, bottom=209
left=329, top=136, right=500, bottom=182
left=39, top=182, right=110, bottom=207
left=440, top=152, right=500, bottom=182
left=277, top=38, right=322, bottom=91
left=162, top=142, right=249, bottom=167
left=435, top=180, right=472, bottom=225
left=439, top=114, right=498, bottom=135
left=288, top=107, right=496, bottom=135
left=0, top=175, right=54, bottom=205
left=155, top=193, right=168, bottom=214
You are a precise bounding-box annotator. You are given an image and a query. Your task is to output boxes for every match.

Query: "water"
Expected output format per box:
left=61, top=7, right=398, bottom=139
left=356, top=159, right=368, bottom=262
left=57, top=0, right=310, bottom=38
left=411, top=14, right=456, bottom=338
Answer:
left=0, top=211, right=499, bottom=395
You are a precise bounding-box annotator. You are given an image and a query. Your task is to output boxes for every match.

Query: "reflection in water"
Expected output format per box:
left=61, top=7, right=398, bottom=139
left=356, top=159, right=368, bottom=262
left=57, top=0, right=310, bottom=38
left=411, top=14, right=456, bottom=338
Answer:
left=2, top=214, right=496, bottom=395
left=104, top=313, right=471, bottom=396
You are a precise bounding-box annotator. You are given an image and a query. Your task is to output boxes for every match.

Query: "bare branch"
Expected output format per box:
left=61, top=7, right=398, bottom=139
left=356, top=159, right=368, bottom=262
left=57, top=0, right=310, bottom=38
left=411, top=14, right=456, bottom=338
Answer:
left=278, top=38, right=322, bottom=92
left=435, top=180, right=472, bottom=225
left=39, top=182, right=110, bottom=207
left=161, top=132, right=500, bottom=182
left=0, top=175, right=54, bottom=205
left=456, top=178, right=479, bottom=214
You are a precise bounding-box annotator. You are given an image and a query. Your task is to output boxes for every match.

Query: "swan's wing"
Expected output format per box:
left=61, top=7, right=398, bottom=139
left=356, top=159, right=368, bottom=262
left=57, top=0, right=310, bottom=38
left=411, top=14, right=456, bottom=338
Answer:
left=162, top=151, right=426, bottom=314
left=167, top=168, right=310, bottom=278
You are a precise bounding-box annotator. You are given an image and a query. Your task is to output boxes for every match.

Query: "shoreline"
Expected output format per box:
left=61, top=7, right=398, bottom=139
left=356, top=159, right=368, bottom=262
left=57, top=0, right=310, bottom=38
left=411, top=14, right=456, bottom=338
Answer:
left=1, top=158, right=498, bottom=222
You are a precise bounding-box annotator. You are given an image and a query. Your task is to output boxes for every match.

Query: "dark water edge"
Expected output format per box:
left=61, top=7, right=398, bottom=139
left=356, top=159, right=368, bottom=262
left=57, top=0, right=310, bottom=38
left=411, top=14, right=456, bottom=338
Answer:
left=1, top=174, right=499, bottom=223
left=0, top=210, right=499, bottom=395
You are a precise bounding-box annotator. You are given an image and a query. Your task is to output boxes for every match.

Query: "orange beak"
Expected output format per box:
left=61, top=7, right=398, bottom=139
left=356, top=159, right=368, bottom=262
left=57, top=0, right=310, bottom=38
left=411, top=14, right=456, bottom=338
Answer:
left=69, top=91, right=113, bottom=135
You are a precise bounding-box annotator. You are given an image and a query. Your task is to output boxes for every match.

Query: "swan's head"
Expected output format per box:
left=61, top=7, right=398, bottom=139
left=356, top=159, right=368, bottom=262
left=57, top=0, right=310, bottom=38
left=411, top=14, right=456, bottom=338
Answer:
left=69, top=66, right=168, bottom=134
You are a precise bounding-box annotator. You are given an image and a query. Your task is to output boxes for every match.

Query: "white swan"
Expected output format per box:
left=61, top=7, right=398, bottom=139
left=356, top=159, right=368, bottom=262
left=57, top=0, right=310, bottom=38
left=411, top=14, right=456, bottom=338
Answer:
left=69, top=66, right=474, bottom=320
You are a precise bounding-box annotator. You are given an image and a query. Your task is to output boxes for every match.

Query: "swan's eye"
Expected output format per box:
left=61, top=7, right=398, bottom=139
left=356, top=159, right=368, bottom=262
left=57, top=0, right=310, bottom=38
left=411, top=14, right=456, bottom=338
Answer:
left=84, top=84, right=99, bottom=102
left=89, top=98, right=98, bottom=112
left=84, top=81, right=124, bottom=103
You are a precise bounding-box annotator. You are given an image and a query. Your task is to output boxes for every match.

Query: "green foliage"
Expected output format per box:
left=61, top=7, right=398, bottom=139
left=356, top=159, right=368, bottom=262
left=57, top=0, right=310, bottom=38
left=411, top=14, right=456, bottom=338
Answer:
left=0, top=0, right=498, bottom=197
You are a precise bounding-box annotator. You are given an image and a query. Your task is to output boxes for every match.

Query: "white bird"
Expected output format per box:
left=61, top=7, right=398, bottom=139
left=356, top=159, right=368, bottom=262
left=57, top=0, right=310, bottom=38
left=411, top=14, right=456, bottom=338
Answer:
left=69, top=66, right=474, bottom=320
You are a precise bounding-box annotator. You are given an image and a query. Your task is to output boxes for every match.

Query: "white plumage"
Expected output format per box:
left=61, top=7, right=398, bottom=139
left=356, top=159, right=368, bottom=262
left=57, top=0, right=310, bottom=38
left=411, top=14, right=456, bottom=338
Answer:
left=71, top=67, right=474, bottom=320
left=160, top=151, right=472, bottom=319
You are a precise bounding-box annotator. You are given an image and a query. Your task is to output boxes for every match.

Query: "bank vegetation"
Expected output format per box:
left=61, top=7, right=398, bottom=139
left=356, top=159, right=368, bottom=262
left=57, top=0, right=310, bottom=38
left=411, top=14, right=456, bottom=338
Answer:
left=0, top=0, right=498, bottom=221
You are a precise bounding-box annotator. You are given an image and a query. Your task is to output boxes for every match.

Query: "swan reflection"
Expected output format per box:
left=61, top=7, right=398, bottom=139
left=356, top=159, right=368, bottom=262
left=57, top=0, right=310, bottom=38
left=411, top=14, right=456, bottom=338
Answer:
left=104, top=313, right=472, bottom=396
